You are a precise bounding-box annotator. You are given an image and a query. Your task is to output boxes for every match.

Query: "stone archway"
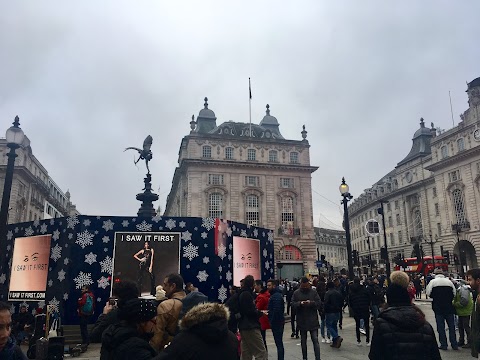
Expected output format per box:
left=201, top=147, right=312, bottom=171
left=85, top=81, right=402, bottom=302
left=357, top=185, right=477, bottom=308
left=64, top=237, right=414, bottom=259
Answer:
left=454, top=240, right=478, bottom=271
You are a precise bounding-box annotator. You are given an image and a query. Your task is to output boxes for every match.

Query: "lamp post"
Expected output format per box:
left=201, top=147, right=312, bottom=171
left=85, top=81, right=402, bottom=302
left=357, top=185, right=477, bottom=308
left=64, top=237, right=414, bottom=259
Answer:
left=339, top=177, right=354, bottom=281
left=0, top=116, right=25, bottom=277
left=453, top=224, right=466, bottom=279
left=366, top=235, right=373, bottom=276
left=424, top=230, right=438, bottom=270
left=378, top=200, right=391, bottom=282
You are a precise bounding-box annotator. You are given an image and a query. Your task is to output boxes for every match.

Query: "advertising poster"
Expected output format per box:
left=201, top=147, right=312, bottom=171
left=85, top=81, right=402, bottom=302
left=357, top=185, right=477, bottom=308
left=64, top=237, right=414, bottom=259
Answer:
left=233, top=236, right=261, bottom=286
left=9, top=235, right=52, bottom=301
left=113, top=232, right=180, bottom=296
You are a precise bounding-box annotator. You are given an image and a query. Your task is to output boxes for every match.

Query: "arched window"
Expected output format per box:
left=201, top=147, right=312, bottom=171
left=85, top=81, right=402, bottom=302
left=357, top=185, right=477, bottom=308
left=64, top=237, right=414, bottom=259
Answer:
left=281, top=196, right=294, bottom=234
left=208, top=193, right=223, bottom=218
left=245, top=194, right=259, bottom=226
left=283, top=245, right=302, bottom=260
left=413, top=209, right=423, bottom=237
left=452, top=189, right=466, bottom=225
left=202, top=145, right=212, bottom=158
left=441, top=145, right=448, bottom=159
left=268, top=150, right=278, bottom=162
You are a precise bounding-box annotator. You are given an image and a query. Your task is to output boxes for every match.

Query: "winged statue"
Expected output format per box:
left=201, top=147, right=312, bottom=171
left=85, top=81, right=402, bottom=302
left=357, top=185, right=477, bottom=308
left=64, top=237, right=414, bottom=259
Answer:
left=124, top=135, right=153, bottom=174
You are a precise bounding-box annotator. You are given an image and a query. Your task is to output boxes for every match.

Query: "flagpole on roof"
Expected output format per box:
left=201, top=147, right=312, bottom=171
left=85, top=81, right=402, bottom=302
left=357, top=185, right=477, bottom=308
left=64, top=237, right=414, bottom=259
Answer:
left=249, top=78, right=252, bottom=137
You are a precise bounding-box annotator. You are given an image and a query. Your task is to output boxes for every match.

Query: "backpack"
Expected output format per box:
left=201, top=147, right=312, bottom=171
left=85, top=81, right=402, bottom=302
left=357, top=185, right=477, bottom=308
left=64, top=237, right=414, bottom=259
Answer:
left=81, top=294, right=94, bottom=315
left=458, top=286, right=470, bottom=307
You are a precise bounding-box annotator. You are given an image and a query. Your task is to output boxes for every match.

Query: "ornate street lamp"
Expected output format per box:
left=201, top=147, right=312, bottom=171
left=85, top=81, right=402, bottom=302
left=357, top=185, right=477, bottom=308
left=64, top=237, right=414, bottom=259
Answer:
left=339, top=177, right=354, bottom=280
left=0, top=116, right=25, bottom=278
left=424, top=230, right=438, bottom=270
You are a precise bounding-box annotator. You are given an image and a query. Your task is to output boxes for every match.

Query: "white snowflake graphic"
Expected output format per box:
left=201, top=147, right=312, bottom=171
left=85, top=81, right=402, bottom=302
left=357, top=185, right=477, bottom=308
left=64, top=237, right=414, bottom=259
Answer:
left=226, top=227, right=233, bottom=237
left=97, top=276, right=110, bottom=289
left=226, top=271, right=232, bottom=282
left=202, top=256, right=210, bottom=264
left=232, top=225, right=236, bottom=231
left=76, top=230, right=94, bottom=249
left=152, top=215, right=162, bottom=223
left=136, top=221, right=152, bottom=232
left=7, top=231, right=13, bottom=240
left=50, top=244, right=62, bottom=262
left=57, top=269, right=66, bottom=282
left=67, top=214, right=79, bottom=229
left=48, top=279, right=53, bottom=287
left=217, top=243, right=226, bottom=260
left=229, top=243, right=233, bottom=250
left=186, top=264, right=190, bottom=269
left=102, top=220, right=115, bottom=232
left=228, top=254, right=232, bottom=261
left=204, top=243, right=208, bottom=248
left=52, top=230, right=60, bottom=241
left=201, top=232, right=208, bottom=239
left=6, top=245, right=10, bottom=251
left=240, top=229, right=247, bottom=238
left=48, top=297, right=60, bottom=313
left=50, top=219, right=55, bottom=225
left=165, top=219, right=176, bottom=230
left=201, top=217, right=215, bottom=231
left=33, top=219, right=40, bottom=227
left=24, top=226, right=34, bottom=237
left=68, top=233, right=73, bottom=240
left=94, top=230, right=99, bottom=235
left=40, top=224, right=48, bottom=234
left=0, top=273, right=6, bottom=284
left=263, top=249, right=268, bottom=258
left=83, top=219, right=91, bottom=227
left=218, top=285, right=228, bottom=303
left=100, top=256, right=113, bottom=274
left=104, top=247, right=108, bottom=252
left=122, top=220, right=129, bottom=227
left=268, top=231, right=274, bottom=243
left=253, top=229, right=259, bottom=237
left=14, top=227, right=19, bottom=233
left=37, top=300, right=45, bottom=309
left=218, top=265, right=223, bottom=272
left=63, top=293, right=69, bottom=301
left=265, top=261, right=270, bottom=270
left=102, top=236, right=110, bottom=243
left=183, top=243, right=199, bottom=261
left=73, top=271, right=93, bottom=289
left=196, top=270, right=209, bottom=282
left=10, top=304, right=15, bottom=314
left=179, top=221, right=186, bottom=228
left=85, top=252, right=97, bottom=265
left=64, top=257, right=70, bottom=266
left=19, top=301, right=29, bottom=310
left=181, top=231, right=192, bottom=242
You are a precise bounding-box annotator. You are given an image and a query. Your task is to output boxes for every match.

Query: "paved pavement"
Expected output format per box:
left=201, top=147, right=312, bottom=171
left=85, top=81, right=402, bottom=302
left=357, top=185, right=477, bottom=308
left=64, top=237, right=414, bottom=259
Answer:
left=22, top=298, right=474, bottom=359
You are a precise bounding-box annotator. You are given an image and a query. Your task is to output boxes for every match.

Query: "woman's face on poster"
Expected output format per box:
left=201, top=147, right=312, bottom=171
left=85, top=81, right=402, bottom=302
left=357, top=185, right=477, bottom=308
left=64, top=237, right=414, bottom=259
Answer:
left=144, top=242, right=150, bottom=249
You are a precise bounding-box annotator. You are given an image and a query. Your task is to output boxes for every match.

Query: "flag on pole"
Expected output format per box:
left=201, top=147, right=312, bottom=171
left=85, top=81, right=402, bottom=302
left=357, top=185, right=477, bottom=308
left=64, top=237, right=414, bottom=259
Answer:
left=249, top=78, right=252, bottom=99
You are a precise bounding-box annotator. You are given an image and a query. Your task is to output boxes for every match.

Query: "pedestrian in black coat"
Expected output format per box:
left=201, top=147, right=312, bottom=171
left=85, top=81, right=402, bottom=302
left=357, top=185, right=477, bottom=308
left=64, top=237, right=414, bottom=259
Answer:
left=349, top=277, right=372, bottom=345
left=369, top=271, right=441, bottom=360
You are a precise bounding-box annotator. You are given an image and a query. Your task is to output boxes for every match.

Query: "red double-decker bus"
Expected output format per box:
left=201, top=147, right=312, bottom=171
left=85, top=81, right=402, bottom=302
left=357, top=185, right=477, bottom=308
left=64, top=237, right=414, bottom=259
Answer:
left=394, top=255, right=448, bottom=276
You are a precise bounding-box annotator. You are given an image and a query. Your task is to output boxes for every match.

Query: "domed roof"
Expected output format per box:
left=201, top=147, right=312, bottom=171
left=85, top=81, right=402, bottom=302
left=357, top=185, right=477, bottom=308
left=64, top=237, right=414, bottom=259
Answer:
left=259, top=104, right=279, bottom=126
left=467, top=77, right=480, bottom=90
left=413, top=118, right=431, bottom=138
left=198, top=97, right=216, bottom=119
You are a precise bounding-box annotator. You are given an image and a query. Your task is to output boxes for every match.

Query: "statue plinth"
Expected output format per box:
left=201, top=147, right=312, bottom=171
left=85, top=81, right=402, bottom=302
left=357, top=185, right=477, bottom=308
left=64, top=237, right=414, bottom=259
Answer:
left=136, top=173, right=159, bottom=217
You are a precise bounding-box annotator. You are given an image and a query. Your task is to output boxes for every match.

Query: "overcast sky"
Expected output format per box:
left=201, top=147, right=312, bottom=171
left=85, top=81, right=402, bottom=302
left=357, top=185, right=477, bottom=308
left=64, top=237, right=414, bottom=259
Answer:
left=1, top=1, right=479, bottom=230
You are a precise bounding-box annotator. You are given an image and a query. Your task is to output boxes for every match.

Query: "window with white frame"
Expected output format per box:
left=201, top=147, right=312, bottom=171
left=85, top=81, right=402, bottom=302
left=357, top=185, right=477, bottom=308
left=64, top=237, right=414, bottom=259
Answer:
left=208, top=193, right=223, bottom=218
left=245, top=194, right=259, bottom=226
left=225, top=147, right=234, bottom=159
left=457, top=138, right=465, bottom=152
left=245, top=176, right=259, bottom=187
left=208, top=174, right=224, bottom=185
left=269, top=150, right=278, bottom=162
left=202, top=145, right=212, bottom=158
left=290, top=152, right=299, bottom=164
left=448, top=170, right=461, bottom=183
left=281, top=197, right=294, bottom=233
left=452, top=189, right=466, bottom=225
left=280, top=178, right=294, bottom=188
left=247, top=149, right=256, bottom=161
left=441, top=145, right=448, bottom=159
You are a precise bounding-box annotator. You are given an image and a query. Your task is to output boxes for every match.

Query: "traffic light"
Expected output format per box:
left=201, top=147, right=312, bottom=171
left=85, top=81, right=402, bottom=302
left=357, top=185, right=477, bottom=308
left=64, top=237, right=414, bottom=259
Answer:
left=380, top=247, right=388, bottom=261
left=321, top=254, right=325, bottom=262
left=413, top=243, right=422, bottom=262
left=453, top=253, right=459, bottom=265
left=352, top=250, right=360, bottom=266
left=377, top=207, right=383, bottom=215
left=443, top=250, right=450, bottom=264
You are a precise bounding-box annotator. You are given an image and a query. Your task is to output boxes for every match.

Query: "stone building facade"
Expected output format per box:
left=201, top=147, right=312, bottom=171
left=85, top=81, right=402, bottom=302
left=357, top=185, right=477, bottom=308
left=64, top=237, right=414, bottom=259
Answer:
left=348, top=77, right=480, bottom=275
left=165, top=98, right=318, bottom=278
left=0, top=133, right=79, bottom=224
left=314, top=227, right=348, bottom=274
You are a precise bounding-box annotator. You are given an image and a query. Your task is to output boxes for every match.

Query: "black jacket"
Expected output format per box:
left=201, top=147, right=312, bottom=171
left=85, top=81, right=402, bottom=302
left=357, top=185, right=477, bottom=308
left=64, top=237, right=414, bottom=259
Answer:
left=238, top=288, right=262, bottom=331
left=154, top=303, right=239, bottom=360
left=268, top=287, right=285, bottom=328
left=369, top=305, right=441, bottom=360
left=371, top=284, right=385, bottom=306
left=101, top=322, right=157, bottom=360
left=349, top=283, right=371, bottom=316
left=324, top=288, right=343, bottom=314
left=292, top=287, right=321, bottom=331
left=90, top=309, right=119, bottom=344
left=426, top=275, right=456, bottom=315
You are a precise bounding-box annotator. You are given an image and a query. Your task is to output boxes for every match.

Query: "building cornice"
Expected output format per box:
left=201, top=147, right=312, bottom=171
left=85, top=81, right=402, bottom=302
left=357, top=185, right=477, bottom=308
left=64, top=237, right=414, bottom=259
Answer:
left=178, top=158, right=319, bottom=173
left=185, top=133, right=310, bottom=148
left=425, top=145, right=480, bottom=172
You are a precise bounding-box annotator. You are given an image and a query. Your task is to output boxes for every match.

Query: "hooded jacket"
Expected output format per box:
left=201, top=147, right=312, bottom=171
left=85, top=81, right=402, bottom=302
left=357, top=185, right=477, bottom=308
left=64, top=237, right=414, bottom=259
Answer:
left=348, top=282, right=371, bottom=316
left=154, top=303, right=239, bottom=360
left=238, top=288, right=262, bottom=331
left=425, top=274, right=456, bottom=315
left=369, top=305, right=441, bottom=360
left=0, top=336, right=27, bottom=360
left=268, top=287, right=285, bottom=328
left=255, top=290, right=271, bottom=331
left=101, top=322, right=157, bottom=360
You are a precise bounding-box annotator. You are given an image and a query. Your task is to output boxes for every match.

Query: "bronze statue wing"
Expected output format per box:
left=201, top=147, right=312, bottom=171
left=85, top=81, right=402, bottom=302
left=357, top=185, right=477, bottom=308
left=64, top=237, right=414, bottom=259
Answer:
left=143, top=135, right=153, bottom=152
left=124, top=147, right=142, bottom=153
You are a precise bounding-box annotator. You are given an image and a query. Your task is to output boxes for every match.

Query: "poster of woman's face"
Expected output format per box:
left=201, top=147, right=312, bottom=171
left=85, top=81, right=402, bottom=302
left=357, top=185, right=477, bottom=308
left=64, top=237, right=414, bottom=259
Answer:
left=233, top=236, right=260, bottom=286
left=9, top=235, right=51, bottom=301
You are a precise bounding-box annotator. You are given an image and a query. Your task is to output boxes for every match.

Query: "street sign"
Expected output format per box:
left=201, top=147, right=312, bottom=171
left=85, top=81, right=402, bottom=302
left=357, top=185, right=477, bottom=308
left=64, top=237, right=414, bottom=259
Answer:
left=315, top=260, right=323, bottom=268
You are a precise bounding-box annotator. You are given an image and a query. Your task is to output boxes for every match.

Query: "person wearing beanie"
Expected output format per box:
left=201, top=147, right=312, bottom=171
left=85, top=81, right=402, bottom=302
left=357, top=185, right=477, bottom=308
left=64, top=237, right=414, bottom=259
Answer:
left=369, top=271, right=441, bottom=360
left=155, top=286, right=167, bottom=303
left=426, top=268, right=458, bottom=350
left=101, top=298, right=158, bottom=360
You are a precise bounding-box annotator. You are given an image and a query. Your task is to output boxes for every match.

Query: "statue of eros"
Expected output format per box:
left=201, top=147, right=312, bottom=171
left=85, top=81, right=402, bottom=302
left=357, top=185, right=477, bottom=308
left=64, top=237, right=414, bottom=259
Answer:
left=124, top=135, right=153, bottom=174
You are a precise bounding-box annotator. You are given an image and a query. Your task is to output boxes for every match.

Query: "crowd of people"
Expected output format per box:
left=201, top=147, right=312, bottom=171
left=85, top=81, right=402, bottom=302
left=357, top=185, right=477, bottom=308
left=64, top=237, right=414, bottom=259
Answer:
left=2, top=268, right=480, bottom=359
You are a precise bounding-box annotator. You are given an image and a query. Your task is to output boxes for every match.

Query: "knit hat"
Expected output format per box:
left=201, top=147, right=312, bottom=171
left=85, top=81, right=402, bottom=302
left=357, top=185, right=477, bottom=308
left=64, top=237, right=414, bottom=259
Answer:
left=386, top=271, right=411, bottom=306
left=118, top=298, right=157, bottom=322
left=155, top=285, right=167, bottom=301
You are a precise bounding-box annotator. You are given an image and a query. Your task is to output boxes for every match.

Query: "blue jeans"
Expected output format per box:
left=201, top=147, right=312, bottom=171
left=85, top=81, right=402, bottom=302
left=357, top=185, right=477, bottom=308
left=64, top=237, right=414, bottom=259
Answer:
left=325, top=313, right=340, bottom=341
left=271, top=325, right=285, bottom=360
left=435, top=313, right=458, bottom=349
left=300, top=329, right=320, bottom=360
left=320, top=317, right=330, bottom=339
left=371, top=305, right=380, bottom=319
